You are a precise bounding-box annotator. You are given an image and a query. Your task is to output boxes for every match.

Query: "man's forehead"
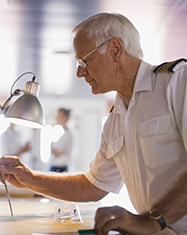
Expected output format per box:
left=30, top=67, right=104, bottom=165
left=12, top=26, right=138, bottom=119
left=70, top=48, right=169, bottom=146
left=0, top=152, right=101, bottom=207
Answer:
left=73, top=33, right=94, bottom=59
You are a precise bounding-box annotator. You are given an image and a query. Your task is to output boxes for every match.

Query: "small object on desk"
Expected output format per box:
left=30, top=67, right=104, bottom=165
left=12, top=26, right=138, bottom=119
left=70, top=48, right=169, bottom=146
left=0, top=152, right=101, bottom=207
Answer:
left=54, top=203, right=82, bottom=224
left=1, top=172, right=14, bottom=217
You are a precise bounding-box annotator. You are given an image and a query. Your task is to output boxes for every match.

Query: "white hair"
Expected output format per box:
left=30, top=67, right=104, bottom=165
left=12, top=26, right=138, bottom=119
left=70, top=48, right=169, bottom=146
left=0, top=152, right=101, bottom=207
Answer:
left=72, top=12, right=143, bottom=59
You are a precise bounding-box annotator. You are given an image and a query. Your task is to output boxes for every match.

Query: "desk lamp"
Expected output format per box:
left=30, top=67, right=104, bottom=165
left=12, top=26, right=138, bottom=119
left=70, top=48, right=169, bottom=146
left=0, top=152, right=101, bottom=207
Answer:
left=0, top=72, right=45, bottom=217
left=1, top=72, right=45, bottom=129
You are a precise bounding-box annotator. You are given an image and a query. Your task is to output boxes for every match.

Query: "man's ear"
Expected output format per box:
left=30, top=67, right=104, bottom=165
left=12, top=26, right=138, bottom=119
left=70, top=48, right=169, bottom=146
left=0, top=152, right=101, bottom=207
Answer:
left=113, top=48, right=119, bottom=56
left=110, top=38, right=122, bottom=61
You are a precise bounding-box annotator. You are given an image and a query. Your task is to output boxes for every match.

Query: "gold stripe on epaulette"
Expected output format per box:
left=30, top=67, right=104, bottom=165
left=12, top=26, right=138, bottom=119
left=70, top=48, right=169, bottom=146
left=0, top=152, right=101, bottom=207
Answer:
left=109, top=105, right=114, bottom=113
left=153, top=58, right=187, bottom=73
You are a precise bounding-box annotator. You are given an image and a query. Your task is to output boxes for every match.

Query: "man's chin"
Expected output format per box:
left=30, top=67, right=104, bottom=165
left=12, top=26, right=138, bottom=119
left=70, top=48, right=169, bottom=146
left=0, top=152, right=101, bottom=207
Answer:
left=91, top=87, right=100, bottom=95
left=91, top=86, right=97, bottom=94
left=91, top=86, right=110, bottom=95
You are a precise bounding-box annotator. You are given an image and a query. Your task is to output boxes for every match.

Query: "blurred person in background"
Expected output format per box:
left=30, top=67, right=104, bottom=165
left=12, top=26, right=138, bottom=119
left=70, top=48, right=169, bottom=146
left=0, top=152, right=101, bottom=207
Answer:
left=0, top=123, right=31, bottom=159
left=49, top=108, right=73, bottom=172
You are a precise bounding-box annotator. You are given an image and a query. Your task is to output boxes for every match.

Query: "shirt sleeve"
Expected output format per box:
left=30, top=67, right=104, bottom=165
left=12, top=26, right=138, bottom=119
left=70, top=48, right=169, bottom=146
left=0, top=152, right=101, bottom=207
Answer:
left=168, top=64, right=187, bottom=151
left=85, top=125, right=124, bottom=194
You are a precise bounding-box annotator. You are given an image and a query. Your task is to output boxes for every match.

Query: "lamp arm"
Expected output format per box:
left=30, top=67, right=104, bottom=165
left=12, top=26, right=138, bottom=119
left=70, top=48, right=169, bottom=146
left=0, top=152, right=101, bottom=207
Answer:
left=1, top=89, right=22, bottom=113
left=1, top=72, right=36, bottom=113
left=10, top=72, right=36, bottom=95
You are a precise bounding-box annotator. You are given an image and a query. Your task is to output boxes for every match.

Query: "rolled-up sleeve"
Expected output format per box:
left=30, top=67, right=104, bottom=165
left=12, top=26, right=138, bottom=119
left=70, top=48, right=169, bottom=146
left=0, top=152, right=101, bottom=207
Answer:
left=85, top=117, right=124, bottom=194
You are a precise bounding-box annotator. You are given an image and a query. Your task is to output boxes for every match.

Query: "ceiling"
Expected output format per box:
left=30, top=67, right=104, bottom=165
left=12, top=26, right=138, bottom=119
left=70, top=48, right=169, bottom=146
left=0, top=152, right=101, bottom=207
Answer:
left=0, top=0, right=187, bottom=100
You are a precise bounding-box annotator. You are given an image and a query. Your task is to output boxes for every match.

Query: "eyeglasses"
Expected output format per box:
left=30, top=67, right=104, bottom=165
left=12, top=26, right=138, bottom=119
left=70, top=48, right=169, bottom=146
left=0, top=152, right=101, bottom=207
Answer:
left=76, top=38, right=113, bottom=69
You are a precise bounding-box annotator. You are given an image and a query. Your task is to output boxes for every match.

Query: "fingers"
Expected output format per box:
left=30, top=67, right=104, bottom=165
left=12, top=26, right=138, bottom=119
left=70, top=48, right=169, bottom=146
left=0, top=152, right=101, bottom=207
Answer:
left=0, top=156, right=29, bottom=189
left=94, top=208, right=110, bottom=234
left=94, top=206, right=125, bottom=235
left=94, top=206, right=153, bottom=235
left=0, top=165, right=11, bottom=183
left=95, top=218, right=119, bottom=235
left=0, top=156, right=22, bottom=168
left=0, top=156, right=22, bottom=182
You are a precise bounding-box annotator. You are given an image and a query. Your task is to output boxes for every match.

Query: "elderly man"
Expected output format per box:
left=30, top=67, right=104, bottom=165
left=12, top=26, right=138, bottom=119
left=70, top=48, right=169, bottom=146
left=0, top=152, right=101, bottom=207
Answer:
left=1, top=12, right=187, bottom=235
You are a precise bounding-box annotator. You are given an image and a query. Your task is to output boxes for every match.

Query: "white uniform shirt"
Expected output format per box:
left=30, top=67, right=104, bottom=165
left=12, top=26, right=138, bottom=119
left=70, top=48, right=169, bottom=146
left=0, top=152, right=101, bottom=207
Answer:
left=50, top=127, right=73, bottom=167
left=85, top=60, right=187, bottom=234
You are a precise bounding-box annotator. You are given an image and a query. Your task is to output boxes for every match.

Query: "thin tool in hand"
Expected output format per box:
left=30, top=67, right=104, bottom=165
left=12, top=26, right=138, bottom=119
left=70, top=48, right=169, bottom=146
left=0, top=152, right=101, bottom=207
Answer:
left=1, top=172, right=14, bottom=217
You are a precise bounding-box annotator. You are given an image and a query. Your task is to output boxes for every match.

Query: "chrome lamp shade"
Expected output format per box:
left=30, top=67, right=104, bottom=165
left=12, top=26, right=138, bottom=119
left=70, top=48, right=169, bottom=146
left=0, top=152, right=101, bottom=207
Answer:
left=1, top=74, right=45, bottom=129
left=5, top=93, right=45, bottom=129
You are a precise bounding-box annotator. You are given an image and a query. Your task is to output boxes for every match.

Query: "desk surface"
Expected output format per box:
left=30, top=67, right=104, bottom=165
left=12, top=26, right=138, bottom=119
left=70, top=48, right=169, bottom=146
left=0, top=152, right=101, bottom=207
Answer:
left=0, top=196, right=100, bottom=235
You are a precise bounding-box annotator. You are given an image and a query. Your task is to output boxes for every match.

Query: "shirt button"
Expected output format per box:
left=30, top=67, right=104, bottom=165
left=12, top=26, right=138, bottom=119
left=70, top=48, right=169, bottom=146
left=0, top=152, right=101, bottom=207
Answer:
left=137, top=175, right=140, bottom=181
left=131, top=145, right=135, bottom=150
left=111, top=150, right=115, bottom=154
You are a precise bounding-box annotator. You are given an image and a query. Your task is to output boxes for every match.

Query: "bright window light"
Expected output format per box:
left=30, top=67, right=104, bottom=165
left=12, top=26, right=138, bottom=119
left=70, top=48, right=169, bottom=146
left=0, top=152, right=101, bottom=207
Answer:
left=40, top=124, right=64, bottom=163
left=0, top=114, right=10, bottom=136
left=41, top=53, right=73, bottom=95
left=40, top=124, right=53, bottom=163
left=133, top=19, right=161, bottom=64
left=52, top=125, right=64, bottom=142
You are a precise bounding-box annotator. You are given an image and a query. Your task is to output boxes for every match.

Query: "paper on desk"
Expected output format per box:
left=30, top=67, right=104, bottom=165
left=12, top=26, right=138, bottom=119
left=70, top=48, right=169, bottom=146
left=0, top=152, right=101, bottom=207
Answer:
left=0, top=182, right=39, bottom=197
left=0, top=213, right=54, bottom=221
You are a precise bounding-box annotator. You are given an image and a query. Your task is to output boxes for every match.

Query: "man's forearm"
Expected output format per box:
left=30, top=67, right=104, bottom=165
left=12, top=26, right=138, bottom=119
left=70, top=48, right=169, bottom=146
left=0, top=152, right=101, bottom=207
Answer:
left=29, top=172, right=108, bottom=202
left=0, top=156, right=107, bottom=202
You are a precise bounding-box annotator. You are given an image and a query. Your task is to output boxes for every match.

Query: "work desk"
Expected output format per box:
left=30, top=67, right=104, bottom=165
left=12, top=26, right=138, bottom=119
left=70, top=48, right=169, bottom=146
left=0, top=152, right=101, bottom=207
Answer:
left=0, top=195, right=100, bottom=235
left=0, top=183, right=122, bottom=235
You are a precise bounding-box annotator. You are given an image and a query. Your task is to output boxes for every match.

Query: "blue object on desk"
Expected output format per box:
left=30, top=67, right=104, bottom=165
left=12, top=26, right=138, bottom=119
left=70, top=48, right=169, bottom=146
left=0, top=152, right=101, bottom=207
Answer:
left=79, top=230, right=97, bottom=234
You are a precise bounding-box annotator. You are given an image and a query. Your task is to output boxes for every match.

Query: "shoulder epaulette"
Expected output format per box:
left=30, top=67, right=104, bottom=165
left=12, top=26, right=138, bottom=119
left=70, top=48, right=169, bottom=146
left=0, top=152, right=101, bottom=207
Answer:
left=153, top=58, right=187, bottom=73
left=109, top=105, right=114, bottom=113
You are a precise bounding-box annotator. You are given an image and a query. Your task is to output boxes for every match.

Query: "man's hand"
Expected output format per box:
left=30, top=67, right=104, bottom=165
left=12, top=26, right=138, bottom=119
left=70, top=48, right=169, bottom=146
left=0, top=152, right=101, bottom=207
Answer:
left=0, top=156, right=33, bottom=189
left=94, top=206, right=160, bottom=235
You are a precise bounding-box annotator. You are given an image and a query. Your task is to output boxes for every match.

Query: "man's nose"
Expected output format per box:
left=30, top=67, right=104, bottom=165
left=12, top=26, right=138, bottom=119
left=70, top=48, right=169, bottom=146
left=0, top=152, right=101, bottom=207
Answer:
left=76, top=66, right=87, bottom=78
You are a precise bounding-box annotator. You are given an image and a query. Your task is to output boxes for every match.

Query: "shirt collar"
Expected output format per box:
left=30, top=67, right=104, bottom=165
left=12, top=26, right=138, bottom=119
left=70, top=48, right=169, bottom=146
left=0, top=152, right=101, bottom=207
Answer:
left=113, top=60, right=153, bottom=114
left=133, top=60, right=153, bottom=93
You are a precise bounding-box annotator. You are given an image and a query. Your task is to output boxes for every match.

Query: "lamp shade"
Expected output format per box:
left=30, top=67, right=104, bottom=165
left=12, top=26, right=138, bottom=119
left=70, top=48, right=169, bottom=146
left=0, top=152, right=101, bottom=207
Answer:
left=5, top=81, right=45, bottom=129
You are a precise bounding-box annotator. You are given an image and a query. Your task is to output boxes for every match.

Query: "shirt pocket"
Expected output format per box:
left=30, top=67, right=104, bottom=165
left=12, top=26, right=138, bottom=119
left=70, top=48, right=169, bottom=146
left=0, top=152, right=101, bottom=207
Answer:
left=106, top=136, right=129, bottom=181
left=138, top=115, right=182, bottom=168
